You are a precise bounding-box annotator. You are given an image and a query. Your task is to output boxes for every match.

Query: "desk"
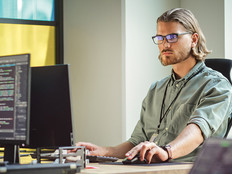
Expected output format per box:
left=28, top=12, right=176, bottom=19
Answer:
left=81, top=162, right=192, bottom=174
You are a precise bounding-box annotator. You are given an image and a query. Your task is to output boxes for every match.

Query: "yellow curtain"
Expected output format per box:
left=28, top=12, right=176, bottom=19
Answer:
left=0, top=23, right=55, bottom=66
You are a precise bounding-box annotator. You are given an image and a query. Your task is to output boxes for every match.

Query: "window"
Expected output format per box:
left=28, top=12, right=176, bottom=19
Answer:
left=0, top=0, right=63, bottom=66
left=0, top=0, right=54, bottom=21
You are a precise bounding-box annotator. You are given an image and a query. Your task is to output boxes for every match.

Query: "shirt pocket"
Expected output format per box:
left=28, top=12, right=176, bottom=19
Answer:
left=168, top=103, right=197, bottom=135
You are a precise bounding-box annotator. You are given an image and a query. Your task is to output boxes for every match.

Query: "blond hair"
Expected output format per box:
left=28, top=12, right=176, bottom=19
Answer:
left=157, top=8, right=211, bottom=61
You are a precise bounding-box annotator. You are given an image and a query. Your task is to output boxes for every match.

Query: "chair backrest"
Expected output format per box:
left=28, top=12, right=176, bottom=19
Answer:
left=205, top=58, right=232, bottom=138
left=205, top=58, right=232, bottom=84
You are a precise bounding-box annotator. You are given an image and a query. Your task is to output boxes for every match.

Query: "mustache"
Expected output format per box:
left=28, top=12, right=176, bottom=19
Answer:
left=161, top=49, right=173, bottom=53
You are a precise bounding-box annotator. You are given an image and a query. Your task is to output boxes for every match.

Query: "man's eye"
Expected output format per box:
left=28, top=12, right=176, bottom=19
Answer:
left=156, top=36, right=163, bottom=40
left=167, top=34, right=177, bottom=40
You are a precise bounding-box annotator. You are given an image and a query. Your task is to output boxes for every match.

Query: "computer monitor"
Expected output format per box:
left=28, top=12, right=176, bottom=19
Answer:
left=0, top=54, right=30, bottom=163
left=27, top=64, right=73, bottom=148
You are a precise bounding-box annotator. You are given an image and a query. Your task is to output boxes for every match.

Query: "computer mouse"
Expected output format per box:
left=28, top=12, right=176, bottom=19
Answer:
left=122, top=154, right=147, bottom=164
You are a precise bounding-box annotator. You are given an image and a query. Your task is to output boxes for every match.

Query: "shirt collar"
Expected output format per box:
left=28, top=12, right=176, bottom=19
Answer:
left=171, top=61, right=205, bottom=83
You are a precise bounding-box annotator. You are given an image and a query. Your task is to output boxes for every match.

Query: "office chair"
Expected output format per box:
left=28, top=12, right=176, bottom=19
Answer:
left=205, top=58, right=232, bottom=84
left=205, top=58, right=232, bottom=138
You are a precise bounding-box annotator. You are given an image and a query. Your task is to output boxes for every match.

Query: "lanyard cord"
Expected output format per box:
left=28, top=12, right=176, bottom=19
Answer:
left=158, top=66, right=205, bottom=129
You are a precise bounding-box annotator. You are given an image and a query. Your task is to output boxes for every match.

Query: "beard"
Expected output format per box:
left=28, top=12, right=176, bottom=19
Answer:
left=158, top=48, right=192, bottom=66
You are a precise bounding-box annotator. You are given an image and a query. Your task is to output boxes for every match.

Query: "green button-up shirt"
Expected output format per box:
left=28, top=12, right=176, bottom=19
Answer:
left=128, top=61, right=232, bottom=162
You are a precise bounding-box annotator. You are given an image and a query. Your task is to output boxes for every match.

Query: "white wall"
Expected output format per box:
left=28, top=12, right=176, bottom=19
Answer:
left=64, top=0, right=123, bottom=146
left=225, top=0, right=232, bottom=138
left=181, top=0, right=225, bottom=58
left=225, top=0, right=232, bottom=58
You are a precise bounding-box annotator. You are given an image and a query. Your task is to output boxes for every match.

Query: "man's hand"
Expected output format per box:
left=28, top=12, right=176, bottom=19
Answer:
left=75, top=142, right=107, bottom=156
left=125, top=141, right=168, bottom=163
left=74, top=141, right=134, bottom=158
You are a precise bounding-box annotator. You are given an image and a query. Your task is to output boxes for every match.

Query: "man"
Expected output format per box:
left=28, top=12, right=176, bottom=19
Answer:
left=76, top=8, right=232, bottom=163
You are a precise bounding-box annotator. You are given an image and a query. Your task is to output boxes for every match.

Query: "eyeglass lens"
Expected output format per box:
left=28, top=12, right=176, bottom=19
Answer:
left=154, top=34, right=178, bottom=44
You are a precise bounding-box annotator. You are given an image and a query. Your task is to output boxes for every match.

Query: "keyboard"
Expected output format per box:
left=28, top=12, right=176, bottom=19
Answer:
left=0, top=163, right=81, bottom=174
left=87, top=155, right=118, bottom=163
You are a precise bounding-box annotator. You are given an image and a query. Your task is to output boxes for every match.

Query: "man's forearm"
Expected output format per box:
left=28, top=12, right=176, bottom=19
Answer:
left=105, top=141, right=135, bottom=158
left=169, top=123, right=204, bottom=159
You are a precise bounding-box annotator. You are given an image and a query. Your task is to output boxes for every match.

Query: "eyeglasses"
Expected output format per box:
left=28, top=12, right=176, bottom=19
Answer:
left=152, top=32, right=192, bottom=45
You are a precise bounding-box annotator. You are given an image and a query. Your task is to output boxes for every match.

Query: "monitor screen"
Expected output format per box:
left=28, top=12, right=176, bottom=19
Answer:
left=28, top=64, right=73, bottom=148
left=0, top=54, right=30, bottom=145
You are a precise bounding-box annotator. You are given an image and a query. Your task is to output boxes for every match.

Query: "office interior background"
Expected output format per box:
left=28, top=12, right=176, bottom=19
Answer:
left=1, top=0, right=232, bottom=147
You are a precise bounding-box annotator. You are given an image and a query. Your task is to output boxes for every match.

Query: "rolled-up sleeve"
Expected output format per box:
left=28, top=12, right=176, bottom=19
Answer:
left=188, top=78, right=232, bottom=139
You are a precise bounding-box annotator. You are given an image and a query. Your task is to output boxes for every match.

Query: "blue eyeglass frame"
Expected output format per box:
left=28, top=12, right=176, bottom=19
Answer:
left=152, top=32, right=192, bottom=45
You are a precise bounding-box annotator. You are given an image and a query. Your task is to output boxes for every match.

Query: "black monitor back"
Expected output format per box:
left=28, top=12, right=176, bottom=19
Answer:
left=28, top=64, right=73, bottom=148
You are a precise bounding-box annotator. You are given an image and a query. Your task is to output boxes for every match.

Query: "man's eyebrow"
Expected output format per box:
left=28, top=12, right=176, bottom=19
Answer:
left=154, top=33, right=171, bottom=36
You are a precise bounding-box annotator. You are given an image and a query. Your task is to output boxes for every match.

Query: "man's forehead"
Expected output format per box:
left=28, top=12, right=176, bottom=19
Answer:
left=156, top=21, right=186, bottom=35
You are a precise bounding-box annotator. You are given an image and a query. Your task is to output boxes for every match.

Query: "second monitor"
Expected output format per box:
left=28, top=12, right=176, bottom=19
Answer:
left=28, top=64, right=73, bottom=148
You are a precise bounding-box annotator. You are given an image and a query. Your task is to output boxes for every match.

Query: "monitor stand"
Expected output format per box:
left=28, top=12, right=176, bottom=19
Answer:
left=4, top=145, right=20, bottom=164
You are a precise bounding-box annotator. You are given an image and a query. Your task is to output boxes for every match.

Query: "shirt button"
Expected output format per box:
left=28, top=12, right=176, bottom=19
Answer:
left=155, top=141, right=158, bottom=144
left=176, top=84, right=179, bottom=87
left=165, top=127, right=168, bottom=131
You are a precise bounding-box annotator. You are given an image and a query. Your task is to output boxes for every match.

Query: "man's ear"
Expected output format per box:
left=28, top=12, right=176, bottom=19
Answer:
left=191, top=33, right=199, bottom=48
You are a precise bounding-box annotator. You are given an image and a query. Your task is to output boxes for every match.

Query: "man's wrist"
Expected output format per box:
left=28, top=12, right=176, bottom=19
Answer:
left=161, top=144, right=173, bottom=161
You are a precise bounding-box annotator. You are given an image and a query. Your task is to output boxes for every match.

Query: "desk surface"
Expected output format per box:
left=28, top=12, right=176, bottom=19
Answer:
left=81, top=162, right=193, bottom=174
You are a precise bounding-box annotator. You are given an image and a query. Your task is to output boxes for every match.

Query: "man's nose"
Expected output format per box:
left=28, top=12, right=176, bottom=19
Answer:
left=163, top=39, right=170, bottom=48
